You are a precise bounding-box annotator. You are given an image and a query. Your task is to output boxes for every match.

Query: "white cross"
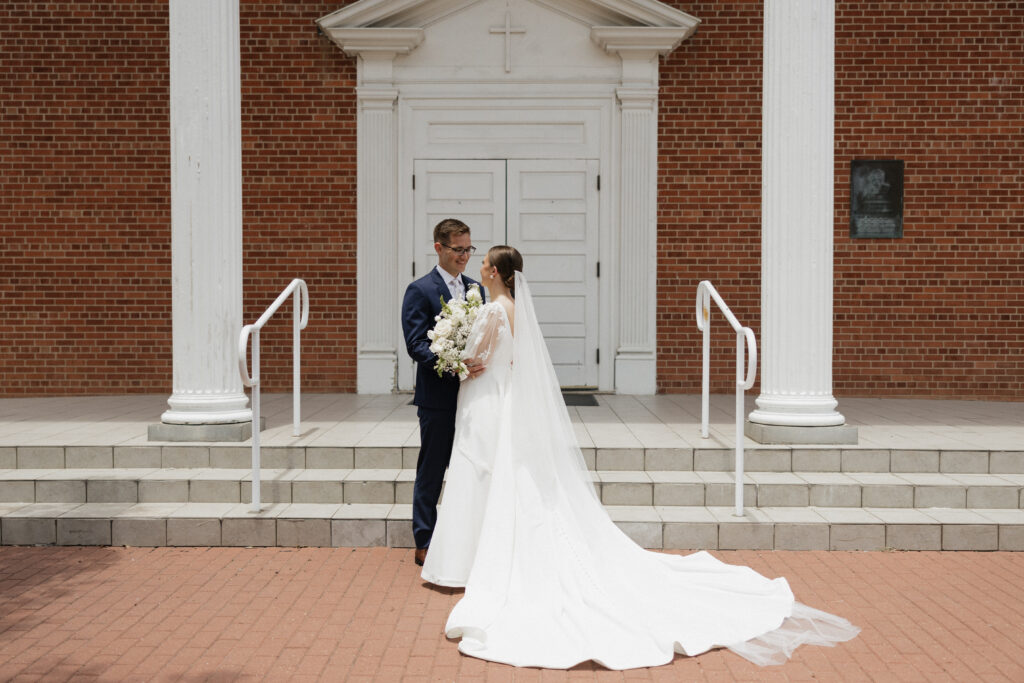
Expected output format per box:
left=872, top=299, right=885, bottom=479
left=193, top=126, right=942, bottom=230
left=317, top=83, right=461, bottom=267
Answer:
left=489, top=6, right=526, bottom=73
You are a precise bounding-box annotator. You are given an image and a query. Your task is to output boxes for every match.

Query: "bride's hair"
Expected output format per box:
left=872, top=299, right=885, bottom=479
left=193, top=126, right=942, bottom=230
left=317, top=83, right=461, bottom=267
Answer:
left=487, top=245, right=523, bottom=298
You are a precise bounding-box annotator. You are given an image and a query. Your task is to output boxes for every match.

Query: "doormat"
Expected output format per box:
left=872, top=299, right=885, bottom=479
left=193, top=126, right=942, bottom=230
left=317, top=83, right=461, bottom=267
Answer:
left=562, top=393, right=599, bottom=407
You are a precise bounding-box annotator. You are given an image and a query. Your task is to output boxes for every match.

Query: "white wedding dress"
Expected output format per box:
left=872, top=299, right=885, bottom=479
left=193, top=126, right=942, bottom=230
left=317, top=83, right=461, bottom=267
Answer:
left=423, top=274, right=859, bottom=669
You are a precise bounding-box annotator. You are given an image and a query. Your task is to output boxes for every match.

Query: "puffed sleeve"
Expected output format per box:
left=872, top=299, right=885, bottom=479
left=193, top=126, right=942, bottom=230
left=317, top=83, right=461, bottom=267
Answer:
left=460, top=304, right=506, bottom=377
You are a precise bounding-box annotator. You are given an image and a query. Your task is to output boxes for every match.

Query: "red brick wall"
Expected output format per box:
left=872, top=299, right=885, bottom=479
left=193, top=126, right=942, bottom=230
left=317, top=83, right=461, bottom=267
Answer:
left=2, top=1, right=1021, bottom=399
left=657, top=1, right=1024, bottom=400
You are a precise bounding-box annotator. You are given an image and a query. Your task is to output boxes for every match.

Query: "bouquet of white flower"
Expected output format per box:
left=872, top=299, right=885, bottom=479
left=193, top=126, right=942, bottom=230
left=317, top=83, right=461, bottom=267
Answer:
left=427, top=284, right=484, bottom=380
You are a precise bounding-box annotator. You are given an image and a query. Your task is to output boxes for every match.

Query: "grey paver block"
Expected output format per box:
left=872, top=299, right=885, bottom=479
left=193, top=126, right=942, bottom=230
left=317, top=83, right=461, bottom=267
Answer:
left=57, top=519, right=111, bottom=545
left=308, top=448, right=355, bottom=469
left=292, top=481, right=344, bottom=504
left=653, top=483, right=704, bottom=506
left=718, top=523, right=774, bottom=550
left=260, top=448, right=305, bottom=470
left=942, top=524, right=997, bottom=551
left=210, top=448, right=249, bottom=468
left=65, top=447, right=113, bottom=468
left=694, top=449, right=731, bottom=471
left=746, top=450, right=791, bottom=473
left=112, top=519, right=166, bottom=546
left=705, top=483, right=756, bottom=507
left=792, top=449, right=840, bottom=472
left=615, top=521, right=662, bottom=549
left=167, top=518, right=221, bottom=546
left=87, top=480, right=138, bottom=503
left=966, top=486, right=1019, bottom=509
left=277, top=519, right=330, bottom=547
left=809, top=484, right=861, bottom=507
left=596, top=449, right=644, bottom=471
left=2, top=518, right=56, bottom=545
left=841, top=450, right=889, bottom=473
left=355, top=448, right=401, bottom=469
left=17, top=447, right=64, bottom=469
left=601, top=483, right=651, bottom=505
left=940, top=451, right=988, bottom=474
left=774, top=524, right=829, bottom=550
left=222, top=518, right=276, bottom=546
left=0, top=481, right=36, bottom=502
left=0, top=448, right=15, bottom=469
left=139, top=480, right=189, bottom=503
left=645, top=449, right=693, bottom=471
left=240, top=481, right=291, bottom=504
left=663, top=522, right=718, bottom=550
left=756, top=484, right=808, bottom=507
left=36, top=480, right=86, bottom=504
left=886, top=524, right=941, bottom=550
left=395, top=481, right=414, bottom=504
left=830, top=524, right=885, bottom=550
left=332, top=519, right=387, bottom=547
left=914, top=486, right=966, bottom=508
left=580, top=448, right=596, bottom=470
left=386, top=520, right=415, bottom=548
left=162, top=447, right=210, bottom=468
left=190, top=480, right=241, bottom=503
left=343, top=481, right=394, bottom=504
left=998, top=526, right=1024, bottom=551
left=990, top=452, right=1024, bottom=474
left=862, top=485, right=913, bottom=508
left=891, top=450, right=938, bottom=473
left=114, top=447, right=162, bottom=468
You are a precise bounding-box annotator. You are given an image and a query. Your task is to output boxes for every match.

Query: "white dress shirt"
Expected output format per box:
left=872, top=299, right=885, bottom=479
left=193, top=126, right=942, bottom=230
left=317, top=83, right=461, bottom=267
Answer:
left=436, top=265, right=465, bottom=300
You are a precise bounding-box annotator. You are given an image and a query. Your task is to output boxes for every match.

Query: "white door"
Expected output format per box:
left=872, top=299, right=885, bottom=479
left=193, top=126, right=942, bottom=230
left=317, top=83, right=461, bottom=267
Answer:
left=507, top=160, right=599, bottom=387
left=402, top=159, right=599, bottom=389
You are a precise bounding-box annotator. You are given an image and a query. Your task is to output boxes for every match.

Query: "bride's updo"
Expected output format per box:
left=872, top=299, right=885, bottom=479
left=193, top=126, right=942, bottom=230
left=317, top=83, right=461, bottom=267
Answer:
left=487, top=245, right=523, bottom=298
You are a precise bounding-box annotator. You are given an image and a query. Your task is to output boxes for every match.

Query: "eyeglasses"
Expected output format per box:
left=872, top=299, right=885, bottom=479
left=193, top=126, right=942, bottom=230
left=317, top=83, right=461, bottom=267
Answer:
left=439, top=244, right=477, bottom=256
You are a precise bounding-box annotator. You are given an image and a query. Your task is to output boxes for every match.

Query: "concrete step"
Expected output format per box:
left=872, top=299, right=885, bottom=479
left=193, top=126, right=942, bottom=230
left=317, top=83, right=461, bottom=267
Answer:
left=5, top=445, right=1024, bottom=474
left=1, top=502, right=1022, bottom=551
left=2, top=468, right=1022, bottom=510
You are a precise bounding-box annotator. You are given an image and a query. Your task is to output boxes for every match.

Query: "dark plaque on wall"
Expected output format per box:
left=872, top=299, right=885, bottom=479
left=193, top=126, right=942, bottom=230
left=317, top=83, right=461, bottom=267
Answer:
left=850, top=160, right=904, bottom=238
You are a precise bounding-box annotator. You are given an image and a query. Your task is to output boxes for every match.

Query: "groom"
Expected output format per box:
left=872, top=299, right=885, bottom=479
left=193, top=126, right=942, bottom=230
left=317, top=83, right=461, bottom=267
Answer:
left=402, top=218, right=484, bottom=566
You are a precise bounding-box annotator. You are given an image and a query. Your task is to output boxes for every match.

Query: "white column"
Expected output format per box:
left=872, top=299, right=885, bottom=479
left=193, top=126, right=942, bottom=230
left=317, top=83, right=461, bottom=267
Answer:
left=160, top=0, right=250, bottom=427
left=748, top=0, right=852, bottom=437
left=615, top=86, right=659, bottom=394
left=356, top=85, right=400, bottom=393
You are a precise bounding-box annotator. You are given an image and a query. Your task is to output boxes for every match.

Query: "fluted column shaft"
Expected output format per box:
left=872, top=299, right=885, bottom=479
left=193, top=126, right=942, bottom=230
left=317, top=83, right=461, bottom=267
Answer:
left=162, top=0, right=250, bottom=425
left=749, top=0, right=844, bottom=427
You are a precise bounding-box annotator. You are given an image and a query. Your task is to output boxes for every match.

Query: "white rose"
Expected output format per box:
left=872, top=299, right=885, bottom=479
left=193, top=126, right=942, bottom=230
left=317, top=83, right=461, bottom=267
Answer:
left=467, top=286, right=482, bottom=305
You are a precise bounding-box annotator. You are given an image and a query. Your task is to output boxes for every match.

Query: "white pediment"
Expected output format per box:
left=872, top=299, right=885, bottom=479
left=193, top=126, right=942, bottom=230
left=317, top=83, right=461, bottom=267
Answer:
left=318, top=0, right=699, bottom=84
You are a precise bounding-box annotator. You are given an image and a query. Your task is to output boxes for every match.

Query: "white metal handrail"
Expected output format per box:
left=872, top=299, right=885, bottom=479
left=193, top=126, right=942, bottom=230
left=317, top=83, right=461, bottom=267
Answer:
left=696, top=281, right=757, bottom=517
left=238, top=278, right=309, bottom=511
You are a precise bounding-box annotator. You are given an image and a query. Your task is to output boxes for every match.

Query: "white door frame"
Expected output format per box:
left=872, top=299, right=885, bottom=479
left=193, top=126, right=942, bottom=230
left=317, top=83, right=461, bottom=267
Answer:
left=317, top=1, right=700, bottom=394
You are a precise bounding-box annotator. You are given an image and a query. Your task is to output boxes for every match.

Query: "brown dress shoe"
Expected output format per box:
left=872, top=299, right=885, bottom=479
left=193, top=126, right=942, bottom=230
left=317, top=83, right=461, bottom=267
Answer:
left=414, top=548, right=427, bottom=566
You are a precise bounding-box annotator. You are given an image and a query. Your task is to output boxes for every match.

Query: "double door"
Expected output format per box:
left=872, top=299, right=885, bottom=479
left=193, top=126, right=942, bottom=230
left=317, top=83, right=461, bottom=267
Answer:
left=406, top=158, right=600, bottom=389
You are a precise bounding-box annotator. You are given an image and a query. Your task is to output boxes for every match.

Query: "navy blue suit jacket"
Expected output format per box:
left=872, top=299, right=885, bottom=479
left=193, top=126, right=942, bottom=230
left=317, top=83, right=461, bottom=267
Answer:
left=402, top=268, right=484, bottom=411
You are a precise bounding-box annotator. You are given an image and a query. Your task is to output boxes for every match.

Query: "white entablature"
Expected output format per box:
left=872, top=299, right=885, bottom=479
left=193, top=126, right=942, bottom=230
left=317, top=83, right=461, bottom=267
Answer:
left=317, top=0, right=698, bottom=394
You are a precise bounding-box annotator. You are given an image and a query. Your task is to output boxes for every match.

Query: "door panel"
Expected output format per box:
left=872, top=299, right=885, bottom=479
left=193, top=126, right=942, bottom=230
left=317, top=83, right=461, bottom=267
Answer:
left=507, top=160, right=599, bottom=388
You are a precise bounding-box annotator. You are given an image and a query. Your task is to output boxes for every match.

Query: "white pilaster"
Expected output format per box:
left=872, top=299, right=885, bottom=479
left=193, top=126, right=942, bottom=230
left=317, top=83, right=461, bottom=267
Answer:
left=161, top=0, right=250, bottom=426
left=749, top=0, right=846, bottom=429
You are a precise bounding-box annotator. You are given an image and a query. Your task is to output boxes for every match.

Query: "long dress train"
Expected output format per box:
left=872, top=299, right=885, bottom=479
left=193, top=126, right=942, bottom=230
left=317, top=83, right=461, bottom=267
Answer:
left=424, top=274, right=859, bottom=669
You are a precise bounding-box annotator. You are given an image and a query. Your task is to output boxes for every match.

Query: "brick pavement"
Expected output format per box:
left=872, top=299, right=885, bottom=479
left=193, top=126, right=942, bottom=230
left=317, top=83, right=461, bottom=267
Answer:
left=0, top=547, right=1021, bottom=682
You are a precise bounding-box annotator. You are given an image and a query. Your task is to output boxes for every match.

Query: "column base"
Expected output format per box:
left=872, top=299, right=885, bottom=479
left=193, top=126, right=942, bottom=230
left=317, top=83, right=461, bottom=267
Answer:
left=745, top=420, right=858, bottom=445
left=358, top=349, right=397, bottom=394
left=148, top=418, right=266, bottom=443
left=614, top=352, right=656, bottom=395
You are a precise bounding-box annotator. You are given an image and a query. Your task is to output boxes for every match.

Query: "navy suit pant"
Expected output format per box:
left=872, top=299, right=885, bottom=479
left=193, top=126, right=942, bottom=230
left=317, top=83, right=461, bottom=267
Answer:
left=412, top=406, right=457, bottom=550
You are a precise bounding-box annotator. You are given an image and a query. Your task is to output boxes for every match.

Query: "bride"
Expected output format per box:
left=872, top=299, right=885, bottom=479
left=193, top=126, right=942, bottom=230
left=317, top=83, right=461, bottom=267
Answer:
left=422, top=245, right=859, bottom=669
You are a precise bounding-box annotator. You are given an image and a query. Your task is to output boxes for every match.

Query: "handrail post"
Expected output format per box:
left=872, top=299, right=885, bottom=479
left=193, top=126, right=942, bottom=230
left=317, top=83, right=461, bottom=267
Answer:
left=701, top=287, right=710, bottom=439
left=735, top=330, right=744, bottom=517
left=251, top=330, right=261, bottom=512
left=293, top=287, right=301, bottom=437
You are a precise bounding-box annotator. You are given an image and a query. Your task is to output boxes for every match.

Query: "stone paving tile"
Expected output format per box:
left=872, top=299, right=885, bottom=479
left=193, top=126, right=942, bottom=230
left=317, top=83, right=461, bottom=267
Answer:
left=1, top=547, right=1019, bottom=681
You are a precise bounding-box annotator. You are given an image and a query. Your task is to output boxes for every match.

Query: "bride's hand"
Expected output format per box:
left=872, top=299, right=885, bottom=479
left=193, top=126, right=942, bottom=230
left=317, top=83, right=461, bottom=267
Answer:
left=466, top=362, right=486, bottom=379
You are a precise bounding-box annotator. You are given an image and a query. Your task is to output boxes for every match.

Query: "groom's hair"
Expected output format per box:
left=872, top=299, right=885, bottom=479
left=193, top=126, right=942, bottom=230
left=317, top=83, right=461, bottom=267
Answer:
left=433, top=218, right=471, bottom=245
